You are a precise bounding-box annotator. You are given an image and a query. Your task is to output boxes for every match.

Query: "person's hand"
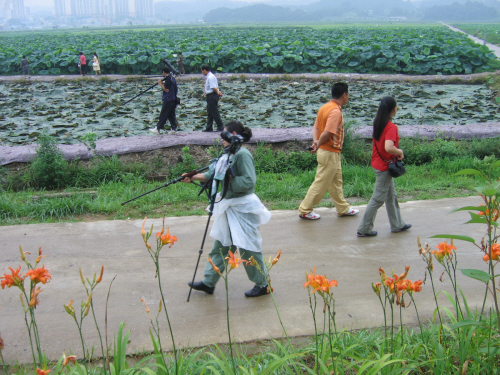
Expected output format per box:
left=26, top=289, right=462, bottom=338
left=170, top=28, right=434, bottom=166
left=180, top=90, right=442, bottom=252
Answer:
left=397, top=150, right=404, bottom=160
left=181, top=174, right=192, bottom=183
left=310, top=141, right=319, bottom=153
left=218, top=91, right=223, bottom=97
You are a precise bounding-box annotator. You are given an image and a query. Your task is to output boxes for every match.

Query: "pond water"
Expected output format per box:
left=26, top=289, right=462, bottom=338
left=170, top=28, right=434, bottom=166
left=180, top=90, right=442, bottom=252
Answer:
left=0, top=79, right=498, bottom=145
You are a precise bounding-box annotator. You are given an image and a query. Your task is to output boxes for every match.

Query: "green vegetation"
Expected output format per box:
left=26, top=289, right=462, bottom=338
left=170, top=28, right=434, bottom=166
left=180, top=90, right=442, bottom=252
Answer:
left=0, top=26, right=497, bottom=76
left=1, top=79, right=498, bottom=145
left=454, top=23, right=500, bottom=45
left=2, top=135, right=500, bottom=226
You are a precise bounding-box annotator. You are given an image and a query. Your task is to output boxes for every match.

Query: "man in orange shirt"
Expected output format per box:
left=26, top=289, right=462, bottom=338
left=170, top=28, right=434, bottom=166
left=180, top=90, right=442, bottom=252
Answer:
left=298, top=82, right=359, bottom=220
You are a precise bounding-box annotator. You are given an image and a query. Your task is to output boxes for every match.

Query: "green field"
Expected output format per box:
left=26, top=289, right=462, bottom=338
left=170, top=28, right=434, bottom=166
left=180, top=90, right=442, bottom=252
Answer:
left=0, top=78, right=498, bottom=146
left=0, top=25, right=498, bottom=76
left=454, top=23, right=500, bottom=45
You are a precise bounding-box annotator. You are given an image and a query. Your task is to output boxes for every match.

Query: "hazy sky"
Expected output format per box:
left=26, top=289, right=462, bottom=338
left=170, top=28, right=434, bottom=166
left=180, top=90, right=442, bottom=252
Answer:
left=23, top=0, right=302, bottom=6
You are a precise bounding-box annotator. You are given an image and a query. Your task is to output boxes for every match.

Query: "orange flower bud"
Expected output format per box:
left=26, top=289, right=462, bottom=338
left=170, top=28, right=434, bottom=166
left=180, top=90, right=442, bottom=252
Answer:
left=158, top=300, right=162, bottom=313
left=0, top=332, right=4, bottom=350
left=272, top=250, right=282, bottom=266
left=85, top=292, right=93, bottom=308
left=62, top=351, right=76, bottom=367
left=141, top=216, right=148, bottom=236
left=36, top=368, right=51, bottom=375
left=208, top=257, right=222, bottom=276
left=96, top=266, right=104, bottom=284
left=84, top=303, right=91, bottom=317
left=79, top=269, right=85, bottom=285
left=19, top=245, right=25, bottom=261
left=64, top=300, right=75, bottom=316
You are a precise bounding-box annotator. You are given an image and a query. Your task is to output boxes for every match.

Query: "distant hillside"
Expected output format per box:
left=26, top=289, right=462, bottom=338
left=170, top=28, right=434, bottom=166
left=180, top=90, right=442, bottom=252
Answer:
left=203, top=0, right=500, bottom=22
left=204, top=4, right=311, bottom=23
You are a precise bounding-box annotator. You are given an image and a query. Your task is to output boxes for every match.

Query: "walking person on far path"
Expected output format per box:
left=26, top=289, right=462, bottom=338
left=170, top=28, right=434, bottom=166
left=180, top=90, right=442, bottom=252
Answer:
left=356, top=96, right=411, bottom=237
left=298, top=82, right=359, bottom=220
left=20, top=56, right=30, bottom=79
left=79, top=52, right=87, bottom=76
left=149, top=67, right=178, bottom=134
left=92, top=53, right=101, bottom=76
left=177, top=52, right=185, bottom=75
left=201, top=64, right=224, bottom=132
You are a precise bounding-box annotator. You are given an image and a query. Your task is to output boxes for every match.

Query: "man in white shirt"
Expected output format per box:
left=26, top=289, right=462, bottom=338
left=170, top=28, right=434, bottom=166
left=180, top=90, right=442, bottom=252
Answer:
left=201, top=64, right=224, bottom=132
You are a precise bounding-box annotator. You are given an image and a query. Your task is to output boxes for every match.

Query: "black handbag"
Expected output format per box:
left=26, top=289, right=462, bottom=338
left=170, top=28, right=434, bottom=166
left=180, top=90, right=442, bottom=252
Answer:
left=374, top=142, right=406, bottom=178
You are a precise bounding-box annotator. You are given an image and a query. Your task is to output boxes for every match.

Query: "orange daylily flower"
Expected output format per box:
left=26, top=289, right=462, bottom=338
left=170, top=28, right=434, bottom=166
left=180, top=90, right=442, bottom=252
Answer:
left=225, top=251, right=246, bottom=269
left=62, top=351, right=76, bottom=367
left=156, top=228, right=177, bottom=247
left=25, top=266, right=52, bottom=285
left=483, top=243, right=500, bottom=262
left=396, top=279, right=412, bottom=291
left=431, top=242, right=456, bottom=261
left=304, top=268, right=337, bottom=294
left=272, top=250, right=282, bottom=266
left=208, top=257, right=222, bottom=276
left=29, top=287, right=43, bottom=308
left=408, top=280, right=423, bottom=293
left=1, top=266, right=24, bottom=289
left=36, top=368, right=50, bottom=375
left=304, top=267, right=320, bottom=290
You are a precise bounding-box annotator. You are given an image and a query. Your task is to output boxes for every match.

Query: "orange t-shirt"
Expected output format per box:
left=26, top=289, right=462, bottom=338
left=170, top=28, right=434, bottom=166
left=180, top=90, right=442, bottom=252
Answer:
left=314, top=100, right=344, bottom=153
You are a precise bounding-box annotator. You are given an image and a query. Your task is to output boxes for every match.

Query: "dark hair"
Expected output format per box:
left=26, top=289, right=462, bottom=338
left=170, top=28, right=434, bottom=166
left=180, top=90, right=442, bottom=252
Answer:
left=373, top=96, right=397, bottom=141
left=201, top=64, right=211, bottom=72
left=23, top=55, right=26, bottom=59
left=79, top=52, right=83, bottom=55
left=179, top=52, right=183, bottom=55
left=94, top=52, right=98, bottom=58
left=162, top=66, right=170, bottom=74
left=225, top=121, right=252, bottom=142
left=331, top=82, right=348, bottom=99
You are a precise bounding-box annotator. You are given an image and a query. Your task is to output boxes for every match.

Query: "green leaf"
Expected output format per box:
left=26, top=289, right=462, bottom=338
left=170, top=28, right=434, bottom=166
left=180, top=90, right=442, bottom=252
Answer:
left=461, top=268, right=492, bottom=283
left=450, top=319, right=484, bottom=330
left=454, top=168, right=485, bottom=177
left=451, top=206, right=486, bottom=213
left=465, top=212, right=488, bottom=224
left=431, top=234, right=476, bottom=243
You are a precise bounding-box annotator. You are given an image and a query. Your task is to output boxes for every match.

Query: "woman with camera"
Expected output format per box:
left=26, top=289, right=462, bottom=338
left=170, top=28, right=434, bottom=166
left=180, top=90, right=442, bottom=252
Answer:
left=356, top=96, right=411, bottom=237
left=183, top=121, right=272, bottom=297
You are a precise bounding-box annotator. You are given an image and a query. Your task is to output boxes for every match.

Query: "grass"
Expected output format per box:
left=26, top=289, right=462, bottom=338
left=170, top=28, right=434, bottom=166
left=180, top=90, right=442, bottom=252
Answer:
left=0, top=157, right=481, bottom=226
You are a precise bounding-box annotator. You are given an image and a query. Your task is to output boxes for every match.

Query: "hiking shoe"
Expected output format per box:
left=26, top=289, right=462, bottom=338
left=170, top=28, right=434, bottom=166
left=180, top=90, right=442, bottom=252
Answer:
left=244, top=284, right=270, bottom=297
left=188, top=281, right=214, bottom=295
left=299, top=211, right=321, bottom=220
left=357, top=231, right=378, bottom=237
left=340, top=208, right=360, bottom=216
left=392, top=224, right=412, bottom=233
left=149, top=128, right=160, bottom=135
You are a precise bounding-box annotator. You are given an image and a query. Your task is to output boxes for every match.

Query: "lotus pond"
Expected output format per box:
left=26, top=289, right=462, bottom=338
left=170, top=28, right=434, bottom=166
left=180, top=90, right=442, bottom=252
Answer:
left=0, top=78, right=498, bottom=146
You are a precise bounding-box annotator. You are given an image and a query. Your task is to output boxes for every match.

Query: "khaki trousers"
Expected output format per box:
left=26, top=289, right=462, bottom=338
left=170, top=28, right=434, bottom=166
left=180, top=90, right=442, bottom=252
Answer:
left=299, top=148, right=350, bottom=216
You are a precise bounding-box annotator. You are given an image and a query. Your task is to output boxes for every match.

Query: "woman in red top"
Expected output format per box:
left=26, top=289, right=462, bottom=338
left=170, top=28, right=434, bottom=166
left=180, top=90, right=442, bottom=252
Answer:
left=357, top=96, right=411, bottom=237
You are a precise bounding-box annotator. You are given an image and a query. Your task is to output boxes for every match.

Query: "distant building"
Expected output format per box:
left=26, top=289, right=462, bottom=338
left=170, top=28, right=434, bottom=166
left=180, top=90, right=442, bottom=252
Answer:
left=135, top=0, right=153, bottom=19
left=114, top=0, right=129, bottom=19
left=12, top=0, right=24, bottom=19
left=54, top=0, right=66, bottom=17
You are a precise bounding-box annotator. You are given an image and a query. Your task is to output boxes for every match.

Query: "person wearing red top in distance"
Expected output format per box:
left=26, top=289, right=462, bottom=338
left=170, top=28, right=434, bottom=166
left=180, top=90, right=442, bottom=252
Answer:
left=357, top=96, right=411, bottom=237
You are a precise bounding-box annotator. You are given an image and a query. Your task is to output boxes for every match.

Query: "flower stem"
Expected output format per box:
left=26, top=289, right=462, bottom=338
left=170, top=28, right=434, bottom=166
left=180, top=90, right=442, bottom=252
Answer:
left=224, top=276, right=236, bottom=374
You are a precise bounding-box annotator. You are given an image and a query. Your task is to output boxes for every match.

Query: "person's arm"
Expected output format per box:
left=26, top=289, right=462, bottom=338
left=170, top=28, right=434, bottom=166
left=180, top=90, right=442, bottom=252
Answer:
left=384, top=140, right=404, bottom=160
left=181, top=173, right=206, bottom=183
left=230, top=152, right=256, bottom=192
left=158, top=80, right=170, bottom=93
left=212, top=87, right=223, bottom=97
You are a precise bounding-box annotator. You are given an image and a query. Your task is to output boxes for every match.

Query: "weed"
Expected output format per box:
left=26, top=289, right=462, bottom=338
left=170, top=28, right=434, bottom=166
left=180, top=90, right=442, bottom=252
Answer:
left=30, top=132, right=68, bottom=189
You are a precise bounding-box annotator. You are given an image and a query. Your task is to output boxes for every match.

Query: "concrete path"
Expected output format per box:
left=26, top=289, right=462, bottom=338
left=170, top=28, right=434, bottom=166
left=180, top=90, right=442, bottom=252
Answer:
left=443, top=23, right=500, bottom=58
left=0, top=196, right=492, bottom=364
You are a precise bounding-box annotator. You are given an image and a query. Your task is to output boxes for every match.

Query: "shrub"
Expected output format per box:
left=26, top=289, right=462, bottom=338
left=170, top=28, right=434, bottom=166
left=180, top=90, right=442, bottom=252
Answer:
left=30, top=133, right=68, bottom=189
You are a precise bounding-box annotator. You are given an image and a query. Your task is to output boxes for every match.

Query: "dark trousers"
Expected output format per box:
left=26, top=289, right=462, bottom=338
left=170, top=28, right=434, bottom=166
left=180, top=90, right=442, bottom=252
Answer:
left=80, top=63, right=87, bottom=75
left=206, top=93, right=223, bottom=131
left=156, top=100, right=177, bottom=131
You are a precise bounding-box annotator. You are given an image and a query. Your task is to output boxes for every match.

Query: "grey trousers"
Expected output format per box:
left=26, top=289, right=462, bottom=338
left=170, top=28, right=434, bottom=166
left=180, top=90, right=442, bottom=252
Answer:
left=357, top=168, right=406, bottom=234
left=202, top=240, right=268, bottom=288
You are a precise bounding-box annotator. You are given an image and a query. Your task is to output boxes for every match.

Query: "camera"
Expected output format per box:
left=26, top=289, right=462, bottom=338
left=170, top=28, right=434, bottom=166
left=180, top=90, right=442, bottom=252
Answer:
left=220, top=131, right=244, bottom=154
